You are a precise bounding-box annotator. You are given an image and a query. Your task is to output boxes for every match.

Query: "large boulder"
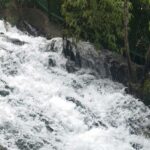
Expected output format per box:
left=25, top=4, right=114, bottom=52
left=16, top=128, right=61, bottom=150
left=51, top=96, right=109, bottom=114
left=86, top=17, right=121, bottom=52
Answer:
left=63, top=39, right=149, bottom=105
left=63, top=39, right=130, bottom=81
left=17, top=8, right=62, bottom=38
left=0, top=2, right=62, bottom=38
left=63, top=40, right=107, bottom=77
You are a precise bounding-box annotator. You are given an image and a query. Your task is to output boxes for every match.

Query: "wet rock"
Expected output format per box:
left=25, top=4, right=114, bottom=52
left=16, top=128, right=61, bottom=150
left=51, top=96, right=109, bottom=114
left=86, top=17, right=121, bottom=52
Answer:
left=9, top=38, right=26, bottom=46
left=71, top=80, right=82, bottom=89
left=40, top=118, right=54, bottom=132
left=63, top=40, right=98, bottom=74
left=66, top=60, right=78, bottom=73
left=0, top=90, right=9, bottom=97
left=66, top=97, right=85, bottom=109
left=63, top=39, right=75, bottom=61
left=5, top=85, right=14, bottom=92
left=1, top=34, right=26, bottom=46
left=17, top=21, right=39, bottom=37
left=63, top=39, right=150, bottom=104
left=48, top=58, right=56, bottom=67
left=6, top=37, right=26, bottom=46
left=49, top=40, right=57, bottom=52
left=130, top=142, right=143, bottom=150
left=16, top=139, right=43, bottom=150
left=45, top=40, right=59, bottom=52
left=110, top=61, right=128, bottom=85
left=93, top=120, right=107, bottom=129
left=0, top=32, right=4, bottom=35
left=17, top=8, right=62, bottom=38
left=63, top=39, right=108, bottom=77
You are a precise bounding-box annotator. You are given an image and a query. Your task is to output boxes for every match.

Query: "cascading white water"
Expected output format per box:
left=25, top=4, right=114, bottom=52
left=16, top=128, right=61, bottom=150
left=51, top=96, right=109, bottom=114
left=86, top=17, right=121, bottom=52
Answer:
left=0, top=20, right=150, bottom=150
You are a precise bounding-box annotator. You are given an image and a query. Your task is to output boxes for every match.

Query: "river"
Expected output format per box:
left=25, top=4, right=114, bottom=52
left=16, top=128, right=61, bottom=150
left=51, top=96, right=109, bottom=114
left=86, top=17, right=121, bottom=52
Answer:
left=0, top=20, right=150, bottom=150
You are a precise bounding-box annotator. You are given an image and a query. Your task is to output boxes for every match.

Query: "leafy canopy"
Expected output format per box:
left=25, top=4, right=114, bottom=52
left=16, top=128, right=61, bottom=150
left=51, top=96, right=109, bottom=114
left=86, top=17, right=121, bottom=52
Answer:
left=62, top=0, right=124, bottom=51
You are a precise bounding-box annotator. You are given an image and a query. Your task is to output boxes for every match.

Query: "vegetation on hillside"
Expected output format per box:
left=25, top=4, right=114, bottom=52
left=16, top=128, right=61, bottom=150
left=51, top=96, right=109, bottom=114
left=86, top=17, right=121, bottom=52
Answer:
left=0, top=0, right=149, bottom=65
left=62, top=0, right=150, bottom=64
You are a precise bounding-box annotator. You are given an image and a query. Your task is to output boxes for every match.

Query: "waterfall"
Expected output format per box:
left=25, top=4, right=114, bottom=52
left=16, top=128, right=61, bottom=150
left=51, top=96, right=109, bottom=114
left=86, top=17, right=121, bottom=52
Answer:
left=0, top=20, right=150, bottom=150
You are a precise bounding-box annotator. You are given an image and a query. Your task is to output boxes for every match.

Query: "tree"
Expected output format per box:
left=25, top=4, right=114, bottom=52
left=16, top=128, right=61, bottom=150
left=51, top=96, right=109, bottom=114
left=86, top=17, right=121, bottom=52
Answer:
left=129, top=0, right=150, bottom=64
left=124, top=0, right=133, bottom=85
left=62, top=0, right=124, bottom=51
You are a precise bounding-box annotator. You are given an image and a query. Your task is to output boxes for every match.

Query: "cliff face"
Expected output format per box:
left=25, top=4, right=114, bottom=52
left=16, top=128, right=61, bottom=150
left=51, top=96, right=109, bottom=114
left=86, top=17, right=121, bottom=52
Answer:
left=18, top=8, right=62, bottom=38
left=62, top=40, right=150, bottom=105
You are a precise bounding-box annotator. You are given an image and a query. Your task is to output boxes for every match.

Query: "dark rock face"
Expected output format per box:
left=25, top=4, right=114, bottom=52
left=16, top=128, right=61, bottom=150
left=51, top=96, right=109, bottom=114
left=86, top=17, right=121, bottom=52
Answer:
left=63, top=39, right=130, bottom=81
left=6, top=36, right=26, bottom=46
left=48, top=58, right=56, bottom=67
left=0, top=80, right=14, bottom=97
left=63, top=39, right=106, bottom=76
left=66, top=60, right=77, bottom=73
left=0, top=90, right=9, bottom=97
left=110, top=62, right=128, bottom=84
left=0, top=5, right=62, bottom=38
left=16, top=8, right=62, bottom=38
left=62, top=39, right=149, bottom=105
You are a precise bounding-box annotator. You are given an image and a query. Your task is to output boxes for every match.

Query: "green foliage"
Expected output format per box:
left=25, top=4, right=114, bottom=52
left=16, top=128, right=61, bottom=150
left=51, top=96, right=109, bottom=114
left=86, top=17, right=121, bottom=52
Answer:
left=62, top=0, right=124, bottom=51
left=129, top=0, right=150, bottom=64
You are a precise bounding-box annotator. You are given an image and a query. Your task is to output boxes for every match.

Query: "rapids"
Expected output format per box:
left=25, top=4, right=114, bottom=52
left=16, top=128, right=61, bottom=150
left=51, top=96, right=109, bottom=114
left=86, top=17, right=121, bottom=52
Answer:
left=0, top=20, right=150, bottom=150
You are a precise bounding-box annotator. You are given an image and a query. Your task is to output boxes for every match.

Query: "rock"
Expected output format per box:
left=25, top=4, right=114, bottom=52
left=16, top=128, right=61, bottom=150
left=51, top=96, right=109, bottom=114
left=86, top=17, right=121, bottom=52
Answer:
left=17, top=8, right=62, bottom=38
left=48, top=58, right=56, bottom=67
left=1, top=33, right=26, bottom=46
left=66, top=60, right=78, bottom=73
left=17, top=20, right=40, bottom=37
left=110, top=61, right=128, bottom=85
left=49, top=40, right=57, bottom=52
left=130, top=142, right=143, bottom=150
left=63, top=39, right=76, bottom=62
left=10, top=38, right=26, bottom=46
left=0, top=90, right=9, bottom=97
left=41, top=118, right=54, bottom=132
left=66, top=97, right=85, bottom=109
left=16, top=139, right=43, bottom=150
left=63, top=39, right=150, bottom=105
left=0, top=4, right=62, bottom=38
left=63, top=39, right=128, bottom=79
left=6, top=36, right=26, bottom=46
left=63, top=39, right=103, bottom=75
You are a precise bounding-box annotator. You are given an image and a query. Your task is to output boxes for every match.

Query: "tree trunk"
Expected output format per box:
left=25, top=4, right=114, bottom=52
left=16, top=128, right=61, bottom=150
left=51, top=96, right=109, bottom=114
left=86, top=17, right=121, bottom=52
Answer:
left=124, top=0, right=133, bottom=88
left=144, top=47, right=150, bottom=77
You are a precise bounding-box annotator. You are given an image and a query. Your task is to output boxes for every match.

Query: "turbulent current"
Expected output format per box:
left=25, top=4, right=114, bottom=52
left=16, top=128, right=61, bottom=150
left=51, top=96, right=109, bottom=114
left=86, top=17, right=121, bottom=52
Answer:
left=0, top=20, right=150, bottom=150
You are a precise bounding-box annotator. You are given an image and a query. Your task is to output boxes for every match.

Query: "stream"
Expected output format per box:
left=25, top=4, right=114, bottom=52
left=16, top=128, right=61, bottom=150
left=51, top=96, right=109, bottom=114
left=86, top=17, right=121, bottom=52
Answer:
left=0, top=20, right=150, bottom=150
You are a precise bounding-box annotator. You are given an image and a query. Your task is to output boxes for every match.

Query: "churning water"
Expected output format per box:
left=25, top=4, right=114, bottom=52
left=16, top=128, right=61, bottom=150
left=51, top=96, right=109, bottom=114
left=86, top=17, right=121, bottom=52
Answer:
left=0, top=20, right=150, bottom=150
